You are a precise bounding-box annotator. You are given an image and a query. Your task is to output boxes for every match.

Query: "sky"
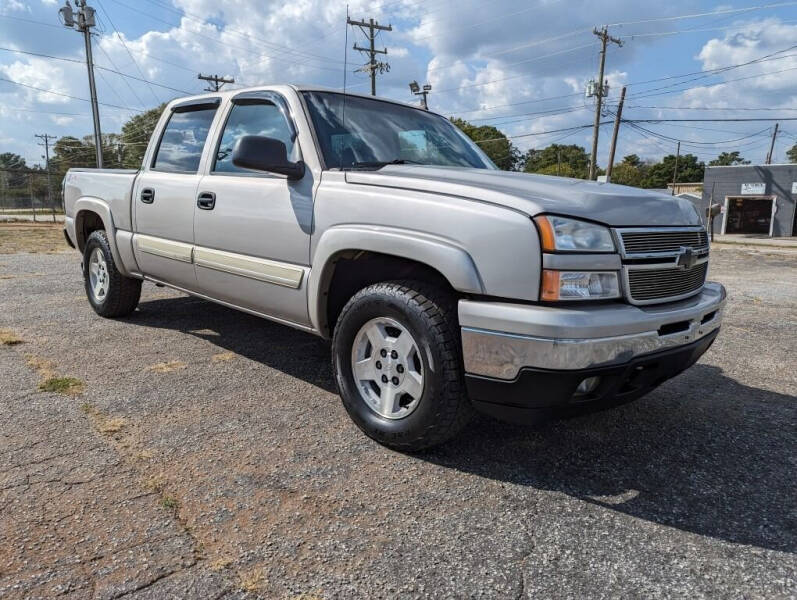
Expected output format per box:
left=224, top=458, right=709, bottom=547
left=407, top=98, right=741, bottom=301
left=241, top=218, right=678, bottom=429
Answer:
left=1, top=0, right=797, bottom=170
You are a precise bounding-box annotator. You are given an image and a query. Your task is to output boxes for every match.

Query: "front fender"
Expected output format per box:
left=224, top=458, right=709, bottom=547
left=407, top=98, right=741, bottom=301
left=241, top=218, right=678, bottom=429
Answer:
left=73, top=197, right=130, bottom=276
left=308, top=225, right=484, bottom=333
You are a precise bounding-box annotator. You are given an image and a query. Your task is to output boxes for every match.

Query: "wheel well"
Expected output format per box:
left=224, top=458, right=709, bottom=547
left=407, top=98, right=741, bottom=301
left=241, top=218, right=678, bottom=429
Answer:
left=75, top=210, right=105, bottom=251
left=323, top=251, right=456, bottom=336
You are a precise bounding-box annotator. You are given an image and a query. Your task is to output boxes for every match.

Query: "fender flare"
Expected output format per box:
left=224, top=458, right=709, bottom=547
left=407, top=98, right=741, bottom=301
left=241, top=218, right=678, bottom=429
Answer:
left=73, top=197, right=130, bottom=277
left=308, top=225, right=484, bottom=333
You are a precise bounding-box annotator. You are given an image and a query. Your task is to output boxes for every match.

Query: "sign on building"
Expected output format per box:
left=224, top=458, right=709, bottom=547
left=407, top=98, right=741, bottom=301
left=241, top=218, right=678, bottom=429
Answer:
left=741, top=183, right=766, bottom=195
left=791, top=182, right=797, bottom=194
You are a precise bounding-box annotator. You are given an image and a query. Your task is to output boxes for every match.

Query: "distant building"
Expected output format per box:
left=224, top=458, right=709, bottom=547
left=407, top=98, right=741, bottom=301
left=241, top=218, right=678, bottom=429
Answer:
left=700, top=164, right=797, bottom=237
left=667, top=182, right=703, bottom=196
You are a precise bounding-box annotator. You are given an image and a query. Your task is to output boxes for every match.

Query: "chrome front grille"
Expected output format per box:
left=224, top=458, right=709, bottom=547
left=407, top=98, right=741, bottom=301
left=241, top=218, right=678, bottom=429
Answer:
left=620, top=229, right=708, bottom=255
left=627, top=262, right=708, bottom=303
left=615, top=226, right=709, bottom=305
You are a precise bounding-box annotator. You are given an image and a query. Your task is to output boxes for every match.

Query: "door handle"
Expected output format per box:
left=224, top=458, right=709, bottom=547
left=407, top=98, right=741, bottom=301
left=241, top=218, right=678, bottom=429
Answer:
left=197, top=191, right=216, bottom=210
left=140, top=188, right=155, bottom=204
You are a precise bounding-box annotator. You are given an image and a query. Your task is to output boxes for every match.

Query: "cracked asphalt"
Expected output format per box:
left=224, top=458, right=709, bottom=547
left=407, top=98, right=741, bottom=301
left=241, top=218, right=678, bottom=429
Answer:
left=0, top=241, right=795, bottom=599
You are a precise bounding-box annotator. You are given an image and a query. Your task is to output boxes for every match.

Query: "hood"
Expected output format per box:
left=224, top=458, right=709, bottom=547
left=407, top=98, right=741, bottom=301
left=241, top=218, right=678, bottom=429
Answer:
left=345, top=166, right=702, bottom=227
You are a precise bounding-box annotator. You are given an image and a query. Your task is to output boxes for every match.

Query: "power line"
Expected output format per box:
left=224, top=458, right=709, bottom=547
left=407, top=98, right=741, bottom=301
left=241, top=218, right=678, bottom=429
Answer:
left=607, top=1, right=797, bottom=27
left=348, top=17, right=392, bottom=96
left=0, top=77, right=142, bottom=112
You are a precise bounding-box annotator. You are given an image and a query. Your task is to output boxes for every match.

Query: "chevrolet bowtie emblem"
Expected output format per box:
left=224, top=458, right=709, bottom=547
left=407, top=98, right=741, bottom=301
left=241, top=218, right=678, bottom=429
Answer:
left=675, top=246, right=697, bottom=270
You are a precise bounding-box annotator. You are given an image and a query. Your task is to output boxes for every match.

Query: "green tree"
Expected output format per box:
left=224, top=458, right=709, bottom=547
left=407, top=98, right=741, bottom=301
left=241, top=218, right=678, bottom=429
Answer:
left=786, top=143, right=797, bottom=163
left=709, top=151, right=750, bottom=166
left=0, top=153, right=28, bottom=187
left=610, top=155, right=646, bottom=187
left=522, top=144, right=590, bottom=179
left=641, top=154, right=704, bottom=189
left=450, top=117, right=520, bottom=170
left=121, top=104, right=165, bottom=168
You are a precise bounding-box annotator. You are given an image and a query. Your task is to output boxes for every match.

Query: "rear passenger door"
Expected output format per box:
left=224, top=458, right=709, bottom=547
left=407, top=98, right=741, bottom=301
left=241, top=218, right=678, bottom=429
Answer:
left=193, top=91, right=314, bottom=327
left=132, top=98, right=220, bottom=290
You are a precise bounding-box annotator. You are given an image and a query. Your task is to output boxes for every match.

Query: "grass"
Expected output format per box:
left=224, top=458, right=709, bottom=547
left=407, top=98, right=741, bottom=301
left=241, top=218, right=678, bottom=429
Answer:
left=0, top=223, right=68, bottom=254
left=209, top=557, right=233, bottom=571
left=38, top=376, right=84, bottom=395
left=0, top=329, right=23, bottom=346
left=160, top=495, right=179, bottom=510
left=96, top=416, right=125, bottom=434
left=211, top=351, right=235, bottom=363
left=148, top=360, right=186, bottom=373
left=238, top=568, right=265, bottom=593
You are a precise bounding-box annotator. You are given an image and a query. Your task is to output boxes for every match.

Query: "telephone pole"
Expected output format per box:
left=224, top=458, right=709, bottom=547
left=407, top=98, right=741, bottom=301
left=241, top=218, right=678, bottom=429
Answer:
left=59, top=1, right=103, bottom=168
left=587, top=26, right=623, bottom=180
left=605, top=85, right=626, bottom=182
left=35, top=134, right=57, bottom=216
left=765, top=122, right=779, bottom=164
left=348, top=17, right=392, bottom=96
left=197, top=74, right=235, bottom=92
left=671, top=141, right=680, bottom=195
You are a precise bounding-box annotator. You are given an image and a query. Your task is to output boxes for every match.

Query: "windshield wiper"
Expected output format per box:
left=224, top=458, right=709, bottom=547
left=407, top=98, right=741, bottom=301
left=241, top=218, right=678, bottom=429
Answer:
left=347, top=159, right=422, bottom=169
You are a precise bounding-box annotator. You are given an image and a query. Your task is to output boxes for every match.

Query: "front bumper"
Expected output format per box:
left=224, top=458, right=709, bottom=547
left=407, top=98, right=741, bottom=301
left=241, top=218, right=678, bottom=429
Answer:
left=459, top=282, right=725, bottom=415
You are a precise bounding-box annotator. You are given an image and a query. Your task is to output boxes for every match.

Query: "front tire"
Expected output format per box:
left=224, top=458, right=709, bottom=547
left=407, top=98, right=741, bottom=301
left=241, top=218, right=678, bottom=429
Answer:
left=83, top=230, right=141, bottom=318
left=332, top=280, right=472, bottom=451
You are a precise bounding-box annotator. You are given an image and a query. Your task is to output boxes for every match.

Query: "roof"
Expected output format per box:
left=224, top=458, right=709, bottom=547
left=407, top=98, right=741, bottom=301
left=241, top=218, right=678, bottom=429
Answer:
left=164, top=84, right=437, bottom=116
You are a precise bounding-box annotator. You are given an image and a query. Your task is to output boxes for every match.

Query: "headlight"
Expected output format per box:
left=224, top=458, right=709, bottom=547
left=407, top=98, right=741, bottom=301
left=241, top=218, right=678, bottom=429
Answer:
left=535, top=215, right=615, bottom=252
left=542, top=270, right=620, bottom=301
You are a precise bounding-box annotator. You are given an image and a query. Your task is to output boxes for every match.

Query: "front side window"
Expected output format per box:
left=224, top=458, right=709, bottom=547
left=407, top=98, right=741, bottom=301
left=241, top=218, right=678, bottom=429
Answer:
left=302, top=91, right=496, bottom=170
left=213, top=100, right=296, bottom=173
left=152, top=105, right=217, bottom=173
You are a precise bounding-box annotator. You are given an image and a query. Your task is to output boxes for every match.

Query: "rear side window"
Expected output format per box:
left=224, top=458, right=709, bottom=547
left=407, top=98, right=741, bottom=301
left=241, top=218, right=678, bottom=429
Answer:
left=213, top=100, right=296, bottom=173
left=152, top=106, right=217, bottom=173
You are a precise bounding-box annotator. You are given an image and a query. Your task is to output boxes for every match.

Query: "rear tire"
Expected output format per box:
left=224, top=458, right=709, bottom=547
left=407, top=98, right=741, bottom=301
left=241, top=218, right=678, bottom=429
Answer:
left=83, top=230, right=141, bottom=318
left=332, top=280, right=472, bottom=451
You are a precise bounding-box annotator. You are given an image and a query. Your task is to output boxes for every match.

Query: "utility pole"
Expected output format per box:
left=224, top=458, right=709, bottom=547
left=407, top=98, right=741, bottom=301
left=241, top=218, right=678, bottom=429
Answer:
left=348, top=17, right=392, bottom=96
left=605, top=85, right=626, bottom=182
left=672, top=140, right=680, bottom=195
left=765, top=122, right=779, bottom=164
left=409, top=81, right=432, bottom=109
left=197, top=73, right=235, bottom=92
left=35, top=134, right=56, bottom=217
left=587, top=26, right=623, bottom=180
left=59, top=1, right=103, bottom=168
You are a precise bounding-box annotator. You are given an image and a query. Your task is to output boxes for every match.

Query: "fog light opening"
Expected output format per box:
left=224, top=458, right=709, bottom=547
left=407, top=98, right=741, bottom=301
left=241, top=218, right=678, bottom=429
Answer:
left=575, top=376, right=601, bottom=396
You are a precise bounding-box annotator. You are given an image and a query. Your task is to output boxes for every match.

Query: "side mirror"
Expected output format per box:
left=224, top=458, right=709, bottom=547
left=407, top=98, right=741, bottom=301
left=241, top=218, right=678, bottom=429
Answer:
left=707, top=203, right=722, bottom=218
left=232, top=135, right=305, bottom=180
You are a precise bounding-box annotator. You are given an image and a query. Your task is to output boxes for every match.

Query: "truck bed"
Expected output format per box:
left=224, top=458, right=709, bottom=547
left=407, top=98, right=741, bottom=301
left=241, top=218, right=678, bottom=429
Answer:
left=64, top=169, right=139, bottom=233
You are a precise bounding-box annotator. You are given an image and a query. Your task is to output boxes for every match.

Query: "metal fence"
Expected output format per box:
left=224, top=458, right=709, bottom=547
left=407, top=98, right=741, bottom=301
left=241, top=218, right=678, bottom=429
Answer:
left=0, top=169, right=63, bottom=222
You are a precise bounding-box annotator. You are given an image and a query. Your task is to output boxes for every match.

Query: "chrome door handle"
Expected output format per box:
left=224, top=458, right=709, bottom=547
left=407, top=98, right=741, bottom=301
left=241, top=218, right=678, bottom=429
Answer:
left=197, top=191, right=216, bottom=210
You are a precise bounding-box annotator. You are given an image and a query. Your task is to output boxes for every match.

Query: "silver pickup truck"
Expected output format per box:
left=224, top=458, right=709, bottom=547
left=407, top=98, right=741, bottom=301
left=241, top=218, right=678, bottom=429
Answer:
left=63, top=85, right=725, bottom=450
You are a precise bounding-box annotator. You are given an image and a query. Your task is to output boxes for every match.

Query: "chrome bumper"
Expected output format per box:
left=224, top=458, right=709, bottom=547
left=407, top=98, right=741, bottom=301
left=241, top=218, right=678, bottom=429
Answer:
left=460, top=282, right=726, bottom=380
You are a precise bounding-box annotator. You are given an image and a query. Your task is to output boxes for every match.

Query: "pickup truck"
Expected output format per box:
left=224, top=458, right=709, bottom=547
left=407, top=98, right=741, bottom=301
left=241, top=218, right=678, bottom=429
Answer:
left=63, top=85, right=725, bottom=451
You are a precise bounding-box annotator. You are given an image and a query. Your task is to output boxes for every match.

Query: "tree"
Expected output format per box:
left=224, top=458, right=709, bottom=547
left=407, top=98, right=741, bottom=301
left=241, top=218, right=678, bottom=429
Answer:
left=609, top=154, right=646, bottom=187
left=522, top=144, right=590, bottom=179
left=450, top=117, right=520, bottom=170
left=121, top=105, right=165, bottom=168
left=786, top=143, right=797, bottom=163
left=709, top=151, right=750, bottom=166
left=0, top=153, right=28, bottom=187
left=641, top=154, right=704, bottom=189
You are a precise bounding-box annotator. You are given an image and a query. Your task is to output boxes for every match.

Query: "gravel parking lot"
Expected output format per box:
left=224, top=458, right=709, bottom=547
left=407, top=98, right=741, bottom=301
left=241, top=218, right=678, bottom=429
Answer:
left=1, top=237, right=795, bottom=599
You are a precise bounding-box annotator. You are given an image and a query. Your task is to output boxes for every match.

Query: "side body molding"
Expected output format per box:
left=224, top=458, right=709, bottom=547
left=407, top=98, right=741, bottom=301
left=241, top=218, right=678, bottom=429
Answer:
left=308, top=225, right=484, bottom=334
left=72, top=197, right=133, bottom=276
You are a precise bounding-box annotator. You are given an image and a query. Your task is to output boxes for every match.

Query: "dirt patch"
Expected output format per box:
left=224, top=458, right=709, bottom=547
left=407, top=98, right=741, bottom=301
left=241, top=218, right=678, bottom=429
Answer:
left=0, top=223, right=69, bottom=254
left=211, top=351, right=235, bottom=362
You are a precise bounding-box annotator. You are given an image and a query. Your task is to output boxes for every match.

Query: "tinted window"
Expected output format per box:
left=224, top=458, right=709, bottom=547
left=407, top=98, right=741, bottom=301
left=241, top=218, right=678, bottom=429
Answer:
left=152, top=107, right=217, bottom=172
left=301, top=91, right=495, bottom=170
left=213, top=101, right=296, bottom=173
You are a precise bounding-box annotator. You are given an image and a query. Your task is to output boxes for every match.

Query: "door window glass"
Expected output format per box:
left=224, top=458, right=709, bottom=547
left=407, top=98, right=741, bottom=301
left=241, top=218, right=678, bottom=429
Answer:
left=152, top=106, right=217, bottom=173
left=213, top=101, right=296, bottom=173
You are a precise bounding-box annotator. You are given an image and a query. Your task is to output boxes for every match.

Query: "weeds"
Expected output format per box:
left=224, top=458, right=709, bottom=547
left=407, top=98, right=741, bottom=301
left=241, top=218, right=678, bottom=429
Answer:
left=38, top=376, right=84, bottom=395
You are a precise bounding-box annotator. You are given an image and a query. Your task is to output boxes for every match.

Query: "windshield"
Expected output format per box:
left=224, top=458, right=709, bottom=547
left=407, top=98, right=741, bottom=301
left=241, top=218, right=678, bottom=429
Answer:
left=301, top=91, right=496, bottom=170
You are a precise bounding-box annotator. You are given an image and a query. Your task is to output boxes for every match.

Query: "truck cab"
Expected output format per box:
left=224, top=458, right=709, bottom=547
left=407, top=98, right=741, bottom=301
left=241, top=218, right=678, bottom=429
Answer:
left=63, top=85, right=725, bottom=451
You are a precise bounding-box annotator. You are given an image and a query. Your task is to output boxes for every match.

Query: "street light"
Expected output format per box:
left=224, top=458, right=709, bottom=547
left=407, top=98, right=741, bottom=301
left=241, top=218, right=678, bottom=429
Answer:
left=409, top=80, right=432, bottom=110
